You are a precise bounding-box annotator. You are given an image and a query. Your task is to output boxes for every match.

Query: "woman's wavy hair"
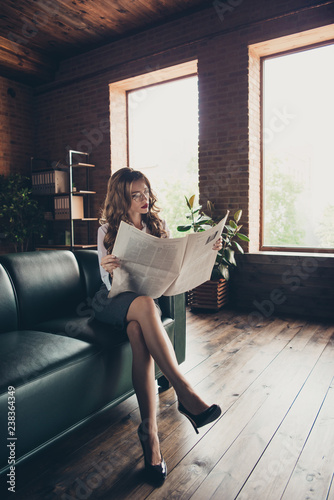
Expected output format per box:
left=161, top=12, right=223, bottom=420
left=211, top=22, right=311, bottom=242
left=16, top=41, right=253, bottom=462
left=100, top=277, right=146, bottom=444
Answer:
left=100, top=167, right=166, bottom=253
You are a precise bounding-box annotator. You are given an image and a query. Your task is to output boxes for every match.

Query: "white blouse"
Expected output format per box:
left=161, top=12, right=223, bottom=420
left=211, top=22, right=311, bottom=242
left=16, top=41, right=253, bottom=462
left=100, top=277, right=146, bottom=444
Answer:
left=97, top=220, right=170, bottom=290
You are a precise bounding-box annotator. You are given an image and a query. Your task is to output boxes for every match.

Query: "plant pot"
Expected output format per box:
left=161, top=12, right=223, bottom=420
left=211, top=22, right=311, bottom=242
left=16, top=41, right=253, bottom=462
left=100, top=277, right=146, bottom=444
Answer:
left=187, top=278, right=229, bottom=311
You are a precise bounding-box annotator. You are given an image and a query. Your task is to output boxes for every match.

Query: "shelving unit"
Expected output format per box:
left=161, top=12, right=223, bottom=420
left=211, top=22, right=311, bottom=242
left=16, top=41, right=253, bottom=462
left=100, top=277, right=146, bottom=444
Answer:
left=68, top=150, right=98, bottom=249
left=31, top=152, right=98, bottom=250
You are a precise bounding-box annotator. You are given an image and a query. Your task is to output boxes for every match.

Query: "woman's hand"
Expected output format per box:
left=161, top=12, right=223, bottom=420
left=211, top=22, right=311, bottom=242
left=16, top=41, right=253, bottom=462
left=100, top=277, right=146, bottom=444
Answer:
left=101, top=254, right=121, bottom=276
left=212, top=236, right=223, bottom=251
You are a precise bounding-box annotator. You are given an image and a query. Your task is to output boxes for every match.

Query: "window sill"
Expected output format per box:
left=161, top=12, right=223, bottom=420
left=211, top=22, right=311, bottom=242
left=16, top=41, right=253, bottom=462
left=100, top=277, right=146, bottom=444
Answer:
left=250, top=250, right=334, bottom=259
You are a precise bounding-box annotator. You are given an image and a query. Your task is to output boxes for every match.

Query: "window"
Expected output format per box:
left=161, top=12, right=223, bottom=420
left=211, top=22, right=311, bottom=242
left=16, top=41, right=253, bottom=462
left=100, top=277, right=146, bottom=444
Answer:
left=262, top=43, right=334, bottom=251
left=127, top=76, right=199, bottom=237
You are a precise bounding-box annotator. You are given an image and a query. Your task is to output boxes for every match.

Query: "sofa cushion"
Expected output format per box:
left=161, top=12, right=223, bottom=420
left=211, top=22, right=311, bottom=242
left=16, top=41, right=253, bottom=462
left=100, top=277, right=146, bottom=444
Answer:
left=0, top=330, right=134, bottom=470
left=33, top=313, right=175, bottom=348
left=34, top=315, right=128, bottom=348
left=0, top=330, right=99, bottom=390
left=0, top=264, right=18, bottom=334
left=0, top=251, right=85, bottom=329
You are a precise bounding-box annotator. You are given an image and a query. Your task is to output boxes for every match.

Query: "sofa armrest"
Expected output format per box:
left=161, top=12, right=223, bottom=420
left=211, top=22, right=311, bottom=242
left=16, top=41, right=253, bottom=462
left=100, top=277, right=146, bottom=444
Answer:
left=158, top=294, right=186, bottom=364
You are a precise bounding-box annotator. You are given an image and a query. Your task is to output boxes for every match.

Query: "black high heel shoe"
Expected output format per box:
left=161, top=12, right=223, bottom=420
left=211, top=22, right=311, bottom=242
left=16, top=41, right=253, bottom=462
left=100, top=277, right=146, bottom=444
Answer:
left=137, top=424, right=167, bottom=483
left=178, top=402, right=222, bottom=434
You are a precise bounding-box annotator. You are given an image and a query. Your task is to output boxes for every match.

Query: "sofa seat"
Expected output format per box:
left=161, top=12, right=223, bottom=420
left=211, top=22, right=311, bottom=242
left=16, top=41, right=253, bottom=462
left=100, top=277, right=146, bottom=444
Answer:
left=0, top=330, right=107, bottom=464
left=0, top=330, right=99, bottom=389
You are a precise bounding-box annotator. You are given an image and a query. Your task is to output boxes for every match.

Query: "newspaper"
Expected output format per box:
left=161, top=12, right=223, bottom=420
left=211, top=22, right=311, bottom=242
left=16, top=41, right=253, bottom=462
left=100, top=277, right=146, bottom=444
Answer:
left=108, top=213, right=228, bottom=299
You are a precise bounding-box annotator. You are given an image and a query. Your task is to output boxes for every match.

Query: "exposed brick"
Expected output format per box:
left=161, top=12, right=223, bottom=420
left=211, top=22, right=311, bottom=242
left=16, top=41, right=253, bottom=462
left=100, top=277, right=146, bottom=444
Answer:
left=1, top=0, right=333, bottom=257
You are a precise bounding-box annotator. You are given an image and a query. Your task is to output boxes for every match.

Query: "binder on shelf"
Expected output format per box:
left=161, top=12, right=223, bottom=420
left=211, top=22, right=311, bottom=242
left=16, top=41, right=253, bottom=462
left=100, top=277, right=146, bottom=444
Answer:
left=54, top=196, right=84, bottom=220
left=32, top=170, right=69, bottom=195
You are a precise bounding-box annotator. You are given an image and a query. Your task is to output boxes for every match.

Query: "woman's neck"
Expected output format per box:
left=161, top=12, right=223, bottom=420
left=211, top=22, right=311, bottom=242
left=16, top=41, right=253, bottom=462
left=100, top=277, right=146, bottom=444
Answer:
left=129, top=213, right=143, bottom=230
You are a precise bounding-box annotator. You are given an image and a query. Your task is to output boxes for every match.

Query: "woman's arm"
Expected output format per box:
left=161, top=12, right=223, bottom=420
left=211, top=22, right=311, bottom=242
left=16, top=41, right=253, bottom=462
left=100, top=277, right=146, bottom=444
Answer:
left=97, top=225, right=120, bottom=290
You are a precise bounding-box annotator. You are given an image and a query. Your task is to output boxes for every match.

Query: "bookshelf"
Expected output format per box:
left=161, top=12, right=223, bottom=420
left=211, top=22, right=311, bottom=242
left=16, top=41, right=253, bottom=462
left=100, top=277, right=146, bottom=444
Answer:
left=68, top=150, right=97, bottom=248
left=31, top=152, right=98, bottom=250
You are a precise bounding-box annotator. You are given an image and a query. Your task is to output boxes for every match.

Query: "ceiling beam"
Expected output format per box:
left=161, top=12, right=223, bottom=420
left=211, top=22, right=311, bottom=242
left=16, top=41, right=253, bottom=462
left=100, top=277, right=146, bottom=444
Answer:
left=0, top=35, right=56, bottom=83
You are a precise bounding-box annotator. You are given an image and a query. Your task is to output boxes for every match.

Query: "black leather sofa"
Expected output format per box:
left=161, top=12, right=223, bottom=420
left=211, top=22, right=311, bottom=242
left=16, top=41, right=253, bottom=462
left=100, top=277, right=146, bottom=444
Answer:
left=0, top=250, right=186, bottom=475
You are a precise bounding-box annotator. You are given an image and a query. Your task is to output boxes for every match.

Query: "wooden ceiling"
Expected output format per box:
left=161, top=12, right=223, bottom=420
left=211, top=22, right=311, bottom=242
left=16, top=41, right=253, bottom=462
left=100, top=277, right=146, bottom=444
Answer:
left=0, top=0, right=209, bottom=85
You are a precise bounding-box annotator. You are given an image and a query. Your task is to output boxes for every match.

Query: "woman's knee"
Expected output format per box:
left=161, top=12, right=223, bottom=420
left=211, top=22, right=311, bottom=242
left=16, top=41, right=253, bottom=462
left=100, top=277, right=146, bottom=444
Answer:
left=127, top=320, right=151, bottom=357
left=129, top=296, right=158, bottom=319
left=127, top=320, right=142, bottom=341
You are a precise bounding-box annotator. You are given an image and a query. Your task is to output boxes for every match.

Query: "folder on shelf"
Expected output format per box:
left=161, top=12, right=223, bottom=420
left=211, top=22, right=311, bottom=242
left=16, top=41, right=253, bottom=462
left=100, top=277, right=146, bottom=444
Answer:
left=32, top=170, right=69, bottom=195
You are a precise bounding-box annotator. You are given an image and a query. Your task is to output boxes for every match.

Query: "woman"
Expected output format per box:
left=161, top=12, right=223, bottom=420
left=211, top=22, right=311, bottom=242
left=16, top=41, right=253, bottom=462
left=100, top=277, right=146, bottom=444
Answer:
left=95, top=167, right=222, bottom=483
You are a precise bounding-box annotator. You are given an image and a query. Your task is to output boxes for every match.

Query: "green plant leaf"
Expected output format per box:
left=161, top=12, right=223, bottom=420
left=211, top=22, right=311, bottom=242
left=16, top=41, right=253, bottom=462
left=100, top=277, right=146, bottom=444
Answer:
left=188, top=194, right=196, bottom=209
left=185, top=196, right=191, bottom=210
left=207, top=200, right=215, bottom=215
left=229, top=220, right=237, bottom=229
left=195, top=214, right=212, bottom=224
left=220, top=257, right=230, bottom=266
left=233, top=240, right=244, bottom=253
left=192, top=206, right=202, bottom=215
left=224, top=247, right=236, bottom=266
left=234, top=209, right=242, bottom=222
left=177, top=224, right=192, bottom=232
left=237, top=233, right=250, bottom=242
left=0, top=173, right=45, bottom=252
left=220, top=265, right=230, bottom=280
left=211, top=267, right=222, bottom=280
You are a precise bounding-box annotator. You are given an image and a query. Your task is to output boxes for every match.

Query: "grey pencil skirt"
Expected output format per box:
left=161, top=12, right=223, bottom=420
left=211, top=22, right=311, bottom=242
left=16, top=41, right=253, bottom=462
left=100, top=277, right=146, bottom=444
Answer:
left=92, top=284, right=161, bottom=331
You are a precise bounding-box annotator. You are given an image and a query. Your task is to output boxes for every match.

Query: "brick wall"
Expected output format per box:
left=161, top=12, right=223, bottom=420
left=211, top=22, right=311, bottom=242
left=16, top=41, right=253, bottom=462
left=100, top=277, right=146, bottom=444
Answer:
left=231, top=252, right=334, bottom=323
left=1, top=0, right=333, bottom=317
left=33, top=0, right=333, bottom=245
left=0, top=76, right=35, bottom=254
left=0, top=76, right=34, bottom=176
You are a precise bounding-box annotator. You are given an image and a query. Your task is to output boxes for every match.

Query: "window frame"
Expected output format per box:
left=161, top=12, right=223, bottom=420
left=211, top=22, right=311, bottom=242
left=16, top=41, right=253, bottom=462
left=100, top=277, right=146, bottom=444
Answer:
left=109, top=60, right=198, bottom=174
left=260, top=40, right=334, bottom=254
left=126, top=73, right=198, bottom=170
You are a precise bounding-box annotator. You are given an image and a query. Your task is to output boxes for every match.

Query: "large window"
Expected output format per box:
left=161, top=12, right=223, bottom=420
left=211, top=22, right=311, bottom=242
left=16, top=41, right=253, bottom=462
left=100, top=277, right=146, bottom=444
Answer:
left=127, top=76, right=199, bottom=237
left=262, top=43, right=334, bottom=251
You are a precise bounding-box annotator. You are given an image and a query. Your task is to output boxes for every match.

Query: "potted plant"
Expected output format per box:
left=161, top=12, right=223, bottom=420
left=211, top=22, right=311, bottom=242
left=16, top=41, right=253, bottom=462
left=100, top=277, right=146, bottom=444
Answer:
left=177, top=195, right=249, bottom=310
left=0, top=173, right=46, bottom=252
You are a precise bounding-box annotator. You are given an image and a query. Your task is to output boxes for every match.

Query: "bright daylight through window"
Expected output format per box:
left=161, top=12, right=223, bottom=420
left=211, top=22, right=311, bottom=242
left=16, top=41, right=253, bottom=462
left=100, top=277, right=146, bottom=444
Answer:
left=262, top=43, right=334, bottom=250
left=127, top=76, right=199, bottom=237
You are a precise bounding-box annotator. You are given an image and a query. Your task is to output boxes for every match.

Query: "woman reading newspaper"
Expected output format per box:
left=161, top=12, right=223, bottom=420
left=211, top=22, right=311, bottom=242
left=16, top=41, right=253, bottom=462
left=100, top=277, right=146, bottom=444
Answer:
left=95, top=167, right=222, bottom=483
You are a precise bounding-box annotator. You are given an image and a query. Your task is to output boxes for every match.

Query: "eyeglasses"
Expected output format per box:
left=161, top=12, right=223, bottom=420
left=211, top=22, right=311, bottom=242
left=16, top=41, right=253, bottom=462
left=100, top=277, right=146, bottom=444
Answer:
left=131, top=188, right=150, bottom=202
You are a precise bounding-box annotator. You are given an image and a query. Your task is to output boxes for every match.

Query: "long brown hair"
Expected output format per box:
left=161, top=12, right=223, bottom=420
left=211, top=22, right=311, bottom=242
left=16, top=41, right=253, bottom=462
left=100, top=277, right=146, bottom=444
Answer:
left=100, top=167, right=166, bottom=253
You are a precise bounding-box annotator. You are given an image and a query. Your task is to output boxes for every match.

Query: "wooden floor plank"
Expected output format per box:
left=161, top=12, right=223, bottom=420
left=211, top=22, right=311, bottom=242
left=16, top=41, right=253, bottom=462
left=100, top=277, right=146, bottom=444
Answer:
left=237, top=334, right=334, bottom=499
left=282, top=377, right=334, bottom=500
left=327, top=474, right=334, bottom=500
left=6, top=310, right=334, bottom=500
left=115, top=320, right=300, bottom=498
left=145, top=323, right=316, bottom=499
left=180, top=316, right=294, bottom=390
left=159, top=325, right=333, bottom=500
left=53, top=317, right=300, bottom=500
left=12, top=316, right=302, bottom=499
left=180, top=310, right=259, bottom=375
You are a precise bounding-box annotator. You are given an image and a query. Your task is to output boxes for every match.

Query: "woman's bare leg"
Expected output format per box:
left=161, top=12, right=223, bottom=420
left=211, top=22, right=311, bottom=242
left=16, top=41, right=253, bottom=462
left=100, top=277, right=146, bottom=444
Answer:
left=127, top=320, right=161, bottom=465
left=127, top=296, right=209, bottom=415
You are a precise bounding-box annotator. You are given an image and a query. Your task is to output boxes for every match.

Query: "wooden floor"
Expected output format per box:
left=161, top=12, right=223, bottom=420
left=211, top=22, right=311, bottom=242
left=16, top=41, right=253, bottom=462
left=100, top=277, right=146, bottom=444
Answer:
left=8, top=308, right=334, bottom=500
